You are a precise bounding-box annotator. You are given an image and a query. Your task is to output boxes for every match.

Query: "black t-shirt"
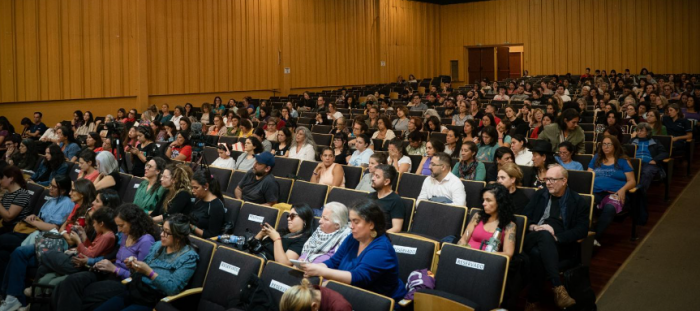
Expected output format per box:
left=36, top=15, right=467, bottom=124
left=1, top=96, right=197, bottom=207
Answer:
left=1, top=188, right=31, bottom=229
left=109, top=171, right=122, bottom=192
left=131, top=143, right=159, bottom=177
left=238, top=171, right=279, bottom=205
left=260, top=235, right=308, bottom=260
left=509, top=188, right=530, bottom=215
left=662, top=116, right=691, bottom=137
left=273, top=143, right=290, bottom=157
left=190, top=198, right=226, bottom=238
left=369, top=191, right=405, bottom=231
left=152, top=190, right=195, bottom=220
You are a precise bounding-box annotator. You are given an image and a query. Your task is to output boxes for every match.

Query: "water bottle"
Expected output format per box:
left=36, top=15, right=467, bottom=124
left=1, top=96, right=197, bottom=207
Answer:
left=219, top=235, right=246, bottom=247
left=484, top=228, right=502, bottom=253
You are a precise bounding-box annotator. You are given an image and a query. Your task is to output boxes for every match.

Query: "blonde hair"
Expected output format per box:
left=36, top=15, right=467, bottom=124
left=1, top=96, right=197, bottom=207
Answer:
left=279, top=279, right=318, bottom=311
left=162, top=163, right=193, bottom=213
left=499, top=162, right=523, bottom=186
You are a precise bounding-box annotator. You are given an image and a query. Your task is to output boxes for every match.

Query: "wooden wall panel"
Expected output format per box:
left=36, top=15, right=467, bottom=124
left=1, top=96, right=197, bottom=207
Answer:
left=440, top=0, right=700, bottom=79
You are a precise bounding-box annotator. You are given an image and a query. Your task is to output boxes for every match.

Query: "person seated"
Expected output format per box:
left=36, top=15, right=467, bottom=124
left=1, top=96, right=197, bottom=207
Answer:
left=555, top=141, right=584, bottom=171
left=369, top=164, right=404, bottom=233
left=347, top=134, right=374, bottom=168
left=29, top=144, right=69, bottom=187
left=511, top=134, right=533, bottom=166
left=417, top=152, right=467, bottom=206
left=452, top=141, right=486, bottom=181
left=253, top=127, right=273, bottom=152
left=10, top=139, right=39, bottom=171
left=235, top=152, right=280, bottom=207
left=235, top=136, right=265, bottom=171
left=662, top=103, right=693, bottom=156
left=165, top=132, right=193, bottom=162
left=129, top=126, right=159, bottom=177
left=250, top=204, right=314, bottom=264
left=189, top=171, right=226, bottom=239
left=497, top=162, right=530, bottom=214
left=298, top=202, right=352, bottom=264
left=629, top=122, right=668, bottom=225
left=371, top=116, right=396, bottom=141
left=530, top=140, right=558, bottom=189
left=355, top=153, right=387, bottom=193
left=133, top=158, right=167, bottom=214
left=588, top=135, right=636, bottom=245
left=152, top=163, right=195, bottom=224
left=496, top=119, right=513, bottom=148
left=92, top=214, right=199, bottom=311
left=386, top=139, right=411, bottom=174
left=416, top=138, right=445, bottom=176
left=39, top=123, right=62, bottom=143
left=311, top=147, right=346, bottom=187
left=331, top=132, right=350, bottom=165
left=279, top=278, right=352, bottom=311
left=289, top=127, right=318, bottom=161
left=55, top=126, right=82, bottom=161
left=485, top=147, right=515, bottom=183
left=302, top=200, right=407, bottom=303
left=476, top=125, right=500, bottom=162
left=404, top=131, right=427, bottom=156
left=211, top=143, right=236, bottom=170
left=538, top=108, right=585, bottom=154
left=93, top=151, right=122, bottom=192
left=24, top=112, right=48, bottom=140
left=456, top=183, right=516, bottom=258
left=273, top=127, right=293, bottom=157
left=2, top=135, right=20, bottom=166
left=522, top=165, right=589, bottom=309
left=76, top=149, right=100, bottom=182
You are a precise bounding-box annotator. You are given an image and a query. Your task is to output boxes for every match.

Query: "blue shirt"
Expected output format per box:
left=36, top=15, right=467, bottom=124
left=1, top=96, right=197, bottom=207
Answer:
left=476, top=144, right=499, bottom=162
left=633, top=139, right=653, bottom=163
left=28, top=122, right=48, bottom=136
left=37, top=196, right=75, bottom=225
left=59, top=142, right=81, bottom=160
left=556, top=156, right=584, bottom=171
left=141, top=241, right=199, bottom=296
left=348, top=148, right=374, bottom=167
left=589, top=155, right=633, bottom=193
left=324, top=234, right=407, bottom=301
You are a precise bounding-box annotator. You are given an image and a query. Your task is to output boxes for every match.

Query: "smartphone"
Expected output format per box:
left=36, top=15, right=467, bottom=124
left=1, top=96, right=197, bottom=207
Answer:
left=289, top=259, right=305, bottom=270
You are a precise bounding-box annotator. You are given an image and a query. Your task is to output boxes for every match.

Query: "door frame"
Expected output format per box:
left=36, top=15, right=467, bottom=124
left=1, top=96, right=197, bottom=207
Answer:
left=464, top=44, right=524, bottom=84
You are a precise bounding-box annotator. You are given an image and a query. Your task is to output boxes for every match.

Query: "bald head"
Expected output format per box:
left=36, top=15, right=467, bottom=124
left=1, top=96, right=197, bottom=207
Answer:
left=545, top=164, right=568, bottom=196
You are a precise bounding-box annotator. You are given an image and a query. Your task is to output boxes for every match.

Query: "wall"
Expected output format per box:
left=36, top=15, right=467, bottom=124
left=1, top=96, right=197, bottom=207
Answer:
left=440, top=0, right=700, bottom=80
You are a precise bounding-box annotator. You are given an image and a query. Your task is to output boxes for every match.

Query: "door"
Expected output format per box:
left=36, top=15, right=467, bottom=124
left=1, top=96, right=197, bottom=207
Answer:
left=468, top=48, right=482, bottom=84
left=497, top=47, right=510, bottom=81
left=480, top=48, right=495, bottom=82
left=509, top=52, right=522, bottom=79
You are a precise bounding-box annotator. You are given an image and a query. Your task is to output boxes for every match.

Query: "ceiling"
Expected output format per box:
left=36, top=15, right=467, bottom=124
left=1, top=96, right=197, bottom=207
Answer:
left=409, top=0, right=489, bottom=5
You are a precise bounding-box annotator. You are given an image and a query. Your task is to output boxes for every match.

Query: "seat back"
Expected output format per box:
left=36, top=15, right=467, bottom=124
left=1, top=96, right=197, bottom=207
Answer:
left=629, top=158, right=641, bottom=184
left=218, top=136, right=238, bottom=146
left=396, top=173, right=427, bottom=199
left=33, top=187, right=52, bottom=216
left=122, top=176, right=145, bottom=204
left=462, top=180, right=485, bottom=208
left=208, top=167, right=232, bottom=194
left=518, top=165, right=535, bottom=187
left=517, top=187, right=537, bottom=201
left=201, top=146, right=219, bottom=165
left=274, top=177, right=294, bottom=204
left=387, top=233, right=439, bottom=282
left=311, top=124, right=333, bottom=134
left=572, top=154, right=593, bottom=170
left=288, top=181, right=329, bottom=209
left=233, top=203, right=280, bottom=236
left=271, top=157, right=300, bottom=178
left=69, top=165, right=81, bottom=182
left=312, top=133, right=332, bottom=146
left=341, top=165, right=364, bottom=189
left=325, top=187, right=369, bottom=208
left=197, top=246, right=264, bottom=311
left=408, top=155, right=424, bottom=173
left=296, top=160, right=319, bottom=181
left=325, top=281, right=394, bottom=311
left=225, top=170, right=248, bottom=196
left=260, top=261, right=320, bottom=306
left=434, top=244, right=509, bottom=311
left=222, top=196, right=243, bottom=230
left=400, top=197, right=415, bottom=232
left=187, top=236, right=217, bottom=288
left=567, top=170, right=594, bottom=194
left=410, top=200, right=467, bottom=240
left=26, top=183, right=46, bottom=215
left=118, top=173, right=133, bottom=199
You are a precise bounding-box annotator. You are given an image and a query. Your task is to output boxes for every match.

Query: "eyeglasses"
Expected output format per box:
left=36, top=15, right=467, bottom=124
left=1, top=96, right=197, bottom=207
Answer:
left=601, top=143, right=613, bottom=147
left=161, top=230, right=172, bottom=237
left=543, top=177, right=565, bottom=183
left=287, top=213, right=299, bottom=220
left=49, top=184, right=58, bottom=189
left=428, top=162, right=443, bottom=167
left=145, top=164, right=153, bottom=169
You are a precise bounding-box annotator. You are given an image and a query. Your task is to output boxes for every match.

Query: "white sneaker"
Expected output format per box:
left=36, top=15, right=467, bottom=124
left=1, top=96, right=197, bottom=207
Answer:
left=22, top=287, right=31, bottom=298
left=0, top=297, right=22, bottom=311
left=594, top=239, right=601, bottom=247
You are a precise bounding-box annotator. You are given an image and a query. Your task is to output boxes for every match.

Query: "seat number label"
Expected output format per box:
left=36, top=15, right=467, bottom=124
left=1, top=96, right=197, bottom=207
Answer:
left=219, top=262, right=240, bottom=275
left=393, top=245, right=417, bottom=255
left=456, top=258, right=484, bottom=270
left=269, top=280, right=290, bottom=293
left=248, top=214, right=264, bottom=223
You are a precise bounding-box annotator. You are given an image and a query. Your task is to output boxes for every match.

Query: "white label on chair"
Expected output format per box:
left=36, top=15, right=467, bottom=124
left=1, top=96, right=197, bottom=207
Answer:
left=269, top=280, right=290, bottom=293
left=248, top=214, right=265, bottom=223
left=75, top=169, right=80, bottom=173
left=133, top=184, right=140, bottom=188
left=456, top=258, right=484, bottom=270
left=393, top=245, right=417, bottom=255
left=219, top=262, right=240, bottom=276
left=28, top=190, right=34, bottom=195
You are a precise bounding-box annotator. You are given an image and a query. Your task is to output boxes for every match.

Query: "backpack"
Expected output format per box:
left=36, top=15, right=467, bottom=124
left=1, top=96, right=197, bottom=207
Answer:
left=227, top=274, right=277, bottom=311
left=34, top=232, right=67, bottom=265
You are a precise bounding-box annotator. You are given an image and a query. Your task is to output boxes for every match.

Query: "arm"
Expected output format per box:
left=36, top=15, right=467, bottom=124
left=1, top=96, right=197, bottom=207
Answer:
left=310, top=163, right=323, bottom=184
left=387, top=219, right=403, bottom=233
left=94, top=175, right=116, bottom=191
left=475, top=163, right=486, bottom=181
left=234, top=186, right=243, bottom=200
left=77, top=233, right=116, bottom=258
left=497, top=222, right=516, bottom=259
left=616, top=169, right=636, bottom=205
left=398, top=162, right=410, bottom=174
left=451, top=179, right=467, bottom=206
left=457, top=215, right=479, bottom=245
left=332, top=164, right=345, bottom=187
left=416, top=178, right=430, bottom=201
left=0, top=204, right=23, bottom=222
left=25, top=218, right=60, bottom=231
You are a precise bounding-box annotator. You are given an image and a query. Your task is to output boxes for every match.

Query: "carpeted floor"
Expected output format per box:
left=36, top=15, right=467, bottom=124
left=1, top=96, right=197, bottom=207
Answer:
left=596, top=172, right=700, bottom=310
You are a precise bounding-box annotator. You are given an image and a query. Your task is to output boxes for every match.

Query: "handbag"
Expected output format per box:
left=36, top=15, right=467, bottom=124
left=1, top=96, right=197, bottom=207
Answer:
left=14, top=218, right=42, bottom=234
left=598, top=193, right=623, bottom=214
left=34, top=232, right=67, bottom=265
left=126, top=272, right=165, bottom=307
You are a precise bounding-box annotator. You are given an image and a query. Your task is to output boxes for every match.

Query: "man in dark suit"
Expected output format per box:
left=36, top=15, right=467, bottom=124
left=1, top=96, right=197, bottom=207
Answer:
left=523, top=164, right=589, bottom=310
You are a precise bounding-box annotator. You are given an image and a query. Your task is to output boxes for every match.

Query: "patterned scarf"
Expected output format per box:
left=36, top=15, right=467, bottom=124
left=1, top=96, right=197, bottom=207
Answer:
left=300, top=226, right=351, bottom=263
left=458, top=161, right=478, bottom=180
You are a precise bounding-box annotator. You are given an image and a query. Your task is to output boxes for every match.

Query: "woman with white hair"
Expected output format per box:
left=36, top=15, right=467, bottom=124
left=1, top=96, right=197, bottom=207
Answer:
left=288, top=126, right=317, bottom=161
left=297, top=202, right=351, bottom=264
left=93, top=151, right=122, bottom=191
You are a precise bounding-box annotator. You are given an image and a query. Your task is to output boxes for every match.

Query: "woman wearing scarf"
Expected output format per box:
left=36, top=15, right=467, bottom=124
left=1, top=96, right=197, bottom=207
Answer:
left=297, top=203, right=351, bottom=264
left=452, top=141, right=486, bottom=182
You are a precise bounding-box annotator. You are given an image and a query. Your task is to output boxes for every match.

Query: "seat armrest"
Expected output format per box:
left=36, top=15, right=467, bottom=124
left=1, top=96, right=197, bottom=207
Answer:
left=629, top=188, right=637, bottom=194
left=399, top=299, right=413, bottom=307
left=161, top=287, right=203, bottom=302
left=121, top=278, right=131, bottom=285
left=580, top=232, right=595, bottom=267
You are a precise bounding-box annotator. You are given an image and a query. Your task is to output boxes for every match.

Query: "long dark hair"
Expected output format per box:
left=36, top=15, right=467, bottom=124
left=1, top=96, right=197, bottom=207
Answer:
left=59, top=126, right=78, bottom=145
left=90, top=207, right=118, bottom=234
left=97, top=189, right=122, bottom=210
left=17, top=139, right=39, bottom=170
left=2, top=166, right=27, bottom=189
left=349, top=199, right=387, bottom=238
left=594, top=135, right=626, bottom=169
left=53, top=175, right=72, bottom=197
left=147, top=157, right=167, bottom=195
left=46, top=144, right=66, bottom=171
left=71, top=179, right=97, bottom=224
left=117, top=203, right=158, bottom=239
left=161, top=214, right=194, bottom=254
left=478, top=183, right=516, bottom=231
left=280, top=204, right=315, bottom=240
left=192, top=170, right=223, bottom=202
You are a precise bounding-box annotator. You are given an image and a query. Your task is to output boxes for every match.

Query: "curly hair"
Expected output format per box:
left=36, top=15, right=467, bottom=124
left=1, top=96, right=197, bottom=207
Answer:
left=161, top=163, right=193, bottom=214
left=477, top=183, right=516, bottom=231
left=117, top=204, right=158, bottom=239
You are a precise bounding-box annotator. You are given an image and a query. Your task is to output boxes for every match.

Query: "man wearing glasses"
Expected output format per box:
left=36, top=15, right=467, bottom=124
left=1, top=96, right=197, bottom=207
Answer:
left=416, top=152, right=466, bottom=206
left=521, top=165, right=589, bottom=309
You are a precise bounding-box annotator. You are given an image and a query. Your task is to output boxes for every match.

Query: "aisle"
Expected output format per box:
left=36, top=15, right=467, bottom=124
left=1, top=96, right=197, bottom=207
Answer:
left=596, top=172, right=700, bottom=310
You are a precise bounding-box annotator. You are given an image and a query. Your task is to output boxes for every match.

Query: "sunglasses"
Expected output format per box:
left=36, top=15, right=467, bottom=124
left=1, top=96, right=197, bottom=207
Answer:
left=287, top=213, right=299, bottom=221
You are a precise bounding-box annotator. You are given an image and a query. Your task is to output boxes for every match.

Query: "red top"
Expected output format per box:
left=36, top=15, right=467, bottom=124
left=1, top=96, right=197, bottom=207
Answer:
left=316, top=285, right=352, bottom=311
left=171, top=145, right=192, bottom=161
left=468, top=221, right=503, bottom=251
left=77, top=231, right=116, bottom=258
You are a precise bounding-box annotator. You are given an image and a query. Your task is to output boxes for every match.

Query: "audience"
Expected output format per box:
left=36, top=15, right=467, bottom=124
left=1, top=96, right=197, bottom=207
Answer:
left=23, top=112, right=47, bottom=140
left=497, top=162, right=530, bottom=214
left=133, top=157, right=167, bottom=213
left=416, top=138, right=445, bottom=176
left=234, top=136, right=264, bottom=171
left=369, top=164, right=404, bottom=233
left=511, top=134, right=533, bottom=166
left=10, top=139, right=38, bottom=171
left=356, top=153, right=387, bottom=193
left=30, top=144, right=69, bottom=187
left=477, top=125, right=500, bottom=161
left=129, top=126, right=159, bottom=177
left=280, top=279, right=352, bottom=311
left=289, top=127, right=318, bottom=161
left=332, top=132, right=350, bottom=165
left=235, top=152, right=280, bottom=206
left=386, top=139, right=411, bottom=174
left=210, top=143, right=236, bottom=169
left=56, top=126, right=81, bottom=161
left=417, top=152, right=467, bottom=206
left=456, top=183, right=516, bottom=258
left=189, top=171, right=226, bottom=239
left=556, top=141, right=584, bottom=170
left=311, top=147, right=346, bottom=187
left=165, top=132, right=193, bottom=162
left=298, top=202, right=352, bottom=264
left=452, top=141, right=486, bottom=181
left=347, top=134, right=374, bottom=167
left=152, top=163, right=194, bottom=224
left=662, top=103, right=693, bottom=156
left=404, top=131, right=427, bottom=156
left=273, top=127, right=293, bottom=157
left=485, top=147, right=515, bottom=183
left=93, top=151, right=121, bottom=191
left=252, top=204, right=314, bottom=264
left=539, top=108, right=585, bottom=154
left=630, top=123, right=668, bottom=224
left=530, top=140, right=558, bottom=189
left=76, top=149, right=100, bottom=182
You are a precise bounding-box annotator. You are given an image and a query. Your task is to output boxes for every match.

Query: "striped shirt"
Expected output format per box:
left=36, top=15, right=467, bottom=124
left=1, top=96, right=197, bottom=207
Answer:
left=1, top=188, right=32, bottom=228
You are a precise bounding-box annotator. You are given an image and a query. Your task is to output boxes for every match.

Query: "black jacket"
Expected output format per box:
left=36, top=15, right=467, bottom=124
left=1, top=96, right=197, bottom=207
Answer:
left=523, top=187, right=589, bottom=245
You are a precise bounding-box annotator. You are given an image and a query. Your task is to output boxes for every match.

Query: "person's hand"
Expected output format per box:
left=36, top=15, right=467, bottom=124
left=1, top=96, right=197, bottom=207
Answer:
left=129, top=147, right=140, bottom=155
left=169, top=141, right=178, bottom=148
left=649, top=160, right=656, bottom=165
left=72, top=254, right=89, bottom=268
left=126, top=259, right=153, bottom=276
left=262, top=223, right=280, bottom=241
left=313, top=163, right=324, bottom=175
left=301, top=263, right=326, bottom=278
left=616, top=190, right=626, bottom=205
left=630, top=131, right=637, bottom=138
left=73, top=225, right=88, bottom=242
left=25, top=214, right=37, bottom=222
left=69, top=231, right=82, bottom=245
left=538, top=224, right=556, bottom=237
